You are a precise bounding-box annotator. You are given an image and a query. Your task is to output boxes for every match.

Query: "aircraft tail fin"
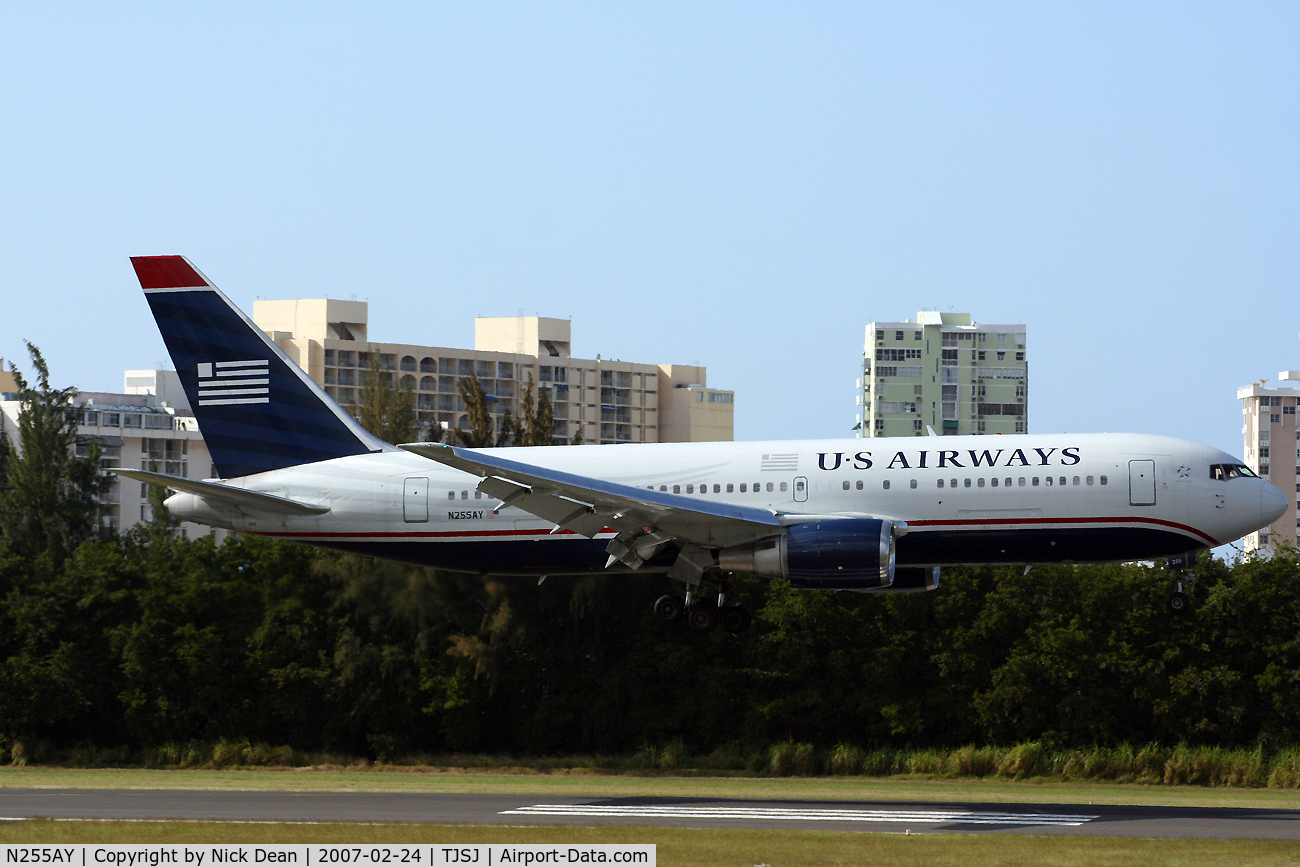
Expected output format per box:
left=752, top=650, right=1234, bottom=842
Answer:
left=131, top=256, right=391, bottom=479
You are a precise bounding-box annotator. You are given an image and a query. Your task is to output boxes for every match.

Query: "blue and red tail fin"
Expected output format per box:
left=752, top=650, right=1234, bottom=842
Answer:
left=132, top=255, right=391, bottom=479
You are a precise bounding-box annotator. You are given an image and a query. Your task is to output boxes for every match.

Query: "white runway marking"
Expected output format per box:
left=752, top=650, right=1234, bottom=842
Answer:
left=500, top=804, right=1100, bottom=827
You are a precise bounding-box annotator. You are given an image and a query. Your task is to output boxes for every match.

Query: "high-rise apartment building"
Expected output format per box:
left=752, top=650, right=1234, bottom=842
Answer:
left=856, top=311, right=1027, bottom=437
left=252, top=299, right=734, bottom=445
left=1238, top=356, right=1299, bottom=553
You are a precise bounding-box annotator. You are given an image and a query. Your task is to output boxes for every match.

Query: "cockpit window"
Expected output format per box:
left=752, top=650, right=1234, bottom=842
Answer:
left=1211, top=463, right=1258, bottom=480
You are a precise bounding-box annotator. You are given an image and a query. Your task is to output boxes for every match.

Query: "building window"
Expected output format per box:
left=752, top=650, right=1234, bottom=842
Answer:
left=996, top=351, right=1006, bottom=361
left=895, top=330, right=904, bottom=340
left=1272, top=414, right=1281, bottom=424
left=1016, top=352, right=1025, bottom=361
left=977, top=351, right=986, bottom=361
left=997, top=333, right=1007, bottom=343
left=914, top=330, right=922, bottom=340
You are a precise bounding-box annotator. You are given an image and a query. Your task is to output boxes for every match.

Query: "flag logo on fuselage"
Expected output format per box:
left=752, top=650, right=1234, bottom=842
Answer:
left=197, top=360, right=270, bottom=406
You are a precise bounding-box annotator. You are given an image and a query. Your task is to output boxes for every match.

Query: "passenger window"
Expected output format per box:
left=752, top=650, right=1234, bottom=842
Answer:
left=977, top=478, right=985, bottom=487
left=1018, top=477, right=1026, bottom=487
left=856, top=480, right=863, bottom=490
left=909, top=479, right=917, bottom=489
left=714, top=484, right=722, bottom=493
left=1086, top=476, right=1094, bottom=485
left=1059, top=477, right=1067, bottom=486
left=740, top=483, right=747, bottom=492
left=964, top=478, right=971, bottom=488
left=673, top=485, right=681, bottom=494
left=448, top=491, right=455, bottom=500
left=1046, top=477, right=1053, bottom=486
left=991, top=478, right=998, bottom=487
left=726, top=483, right=734, bottom=493
left=766, top=482, right=774, bottom=492
left=883, top=480, right=891, bottom=490
left=461, top=490, right=468, bottom=499
left=1004, top=478, right=1011, bottom=487
left=780, top=482, right=788, bottom=492
left=686, top=484, right=694, bottom=494
left=474, top=491, right=482, bottom=499
left=1032, top=477, right=1039, bottom=486
left=937, top=479, right=945, bottom=488
left=1100, top=475, right=1108, bottom=485
left=1073, top=477, right=1080, bottom=486
left=843, top=481, right=850, bottom=491
left=659, top=485, right=667, bottom=492
left=950, top=479, right=957, bottom=488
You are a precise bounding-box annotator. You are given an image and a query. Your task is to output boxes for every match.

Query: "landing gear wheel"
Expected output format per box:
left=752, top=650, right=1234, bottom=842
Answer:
left=1166, top=591, right=1190, bottom=615
left=653, top=595, right=683, bottom=623
left=719, top=605, right=752, bottom=634
left=685, top=602, right=718, bottom=633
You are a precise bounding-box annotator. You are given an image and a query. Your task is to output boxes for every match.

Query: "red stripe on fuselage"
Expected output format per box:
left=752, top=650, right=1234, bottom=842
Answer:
left=904, top=515, right=1219, bottom=546
left=252, top=516, right=1217, bottom=546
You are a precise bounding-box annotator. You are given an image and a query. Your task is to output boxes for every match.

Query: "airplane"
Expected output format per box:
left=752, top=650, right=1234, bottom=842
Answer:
left=115, top=255, right=1289, bottom=633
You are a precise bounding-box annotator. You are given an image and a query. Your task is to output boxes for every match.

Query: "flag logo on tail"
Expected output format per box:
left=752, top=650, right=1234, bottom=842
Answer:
left=198, top=360, right=270, bottom=406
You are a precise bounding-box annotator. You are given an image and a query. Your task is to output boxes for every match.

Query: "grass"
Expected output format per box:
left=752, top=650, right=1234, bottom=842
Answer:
left=2, top=821, right=1299, bottom=867
left=19, top=740, right=1300, bottom=789
left=2, top=766, right=1300, bottom=811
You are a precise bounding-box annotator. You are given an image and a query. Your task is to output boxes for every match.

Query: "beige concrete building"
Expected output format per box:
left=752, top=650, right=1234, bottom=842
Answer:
left=1238, top=356, right=1300, bottom=553
left=0, top=368, right=221, bottom=538
left=253, top=299, right=733, bottom=445
left=857, top=311, right=1027, bottom=438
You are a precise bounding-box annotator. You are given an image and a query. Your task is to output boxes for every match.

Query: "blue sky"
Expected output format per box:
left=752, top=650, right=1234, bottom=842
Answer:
left=1, top=2, right=1296, bottom=456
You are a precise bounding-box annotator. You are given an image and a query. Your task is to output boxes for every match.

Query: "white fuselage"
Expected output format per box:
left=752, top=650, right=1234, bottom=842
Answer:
left=166, top=432, right=1286, bottom=575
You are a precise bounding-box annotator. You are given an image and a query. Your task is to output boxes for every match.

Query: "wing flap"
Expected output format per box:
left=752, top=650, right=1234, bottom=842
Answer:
left=400, top=442, right=782, bottom=546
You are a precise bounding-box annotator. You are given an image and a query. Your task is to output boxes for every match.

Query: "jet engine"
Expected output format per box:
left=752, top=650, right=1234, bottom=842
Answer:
left=862, top=566, right=940, bottom=593
left=718, top=518, right=897, bottom=589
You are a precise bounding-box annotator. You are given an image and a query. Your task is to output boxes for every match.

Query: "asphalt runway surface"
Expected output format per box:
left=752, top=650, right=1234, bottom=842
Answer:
left=1, top=789, right=1299, bottom=839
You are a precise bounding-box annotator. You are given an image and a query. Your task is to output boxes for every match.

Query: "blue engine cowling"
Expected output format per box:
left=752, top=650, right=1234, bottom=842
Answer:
left=717, top=518, right=897, bottom=590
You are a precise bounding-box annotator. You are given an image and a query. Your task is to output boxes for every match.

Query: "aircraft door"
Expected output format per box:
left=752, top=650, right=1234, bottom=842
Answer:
left=1128, top=460, right=1156, bottom=506
left=404, top=477, right=429, bottom=523
left=794, top=476, right=808, bottom=503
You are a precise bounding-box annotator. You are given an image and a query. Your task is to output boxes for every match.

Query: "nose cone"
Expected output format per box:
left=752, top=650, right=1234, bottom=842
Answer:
left=1261, top=482, right=1289, bottom=527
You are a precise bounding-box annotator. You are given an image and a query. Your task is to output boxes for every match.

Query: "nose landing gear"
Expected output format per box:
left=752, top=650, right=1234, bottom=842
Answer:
left=1165, top=552, right=1198, bottom=615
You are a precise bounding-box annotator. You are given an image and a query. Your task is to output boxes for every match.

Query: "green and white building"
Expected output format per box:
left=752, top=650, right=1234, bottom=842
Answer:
left=856, top=311, right=1027, bottom=438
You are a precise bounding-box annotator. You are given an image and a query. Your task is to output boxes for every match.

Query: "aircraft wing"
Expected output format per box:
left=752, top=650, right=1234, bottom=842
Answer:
left=111, top=469, right=331, bottom=516
left=400, top=442, right=784, bottom=572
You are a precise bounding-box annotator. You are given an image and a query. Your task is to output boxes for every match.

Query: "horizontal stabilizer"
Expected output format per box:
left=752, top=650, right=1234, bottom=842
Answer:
left=112, top=469, right=330, bottom=516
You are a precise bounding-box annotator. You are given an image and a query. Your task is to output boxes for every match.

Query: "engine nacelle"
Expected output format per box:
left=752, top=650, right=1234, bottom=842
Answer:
left=861, top=566, right=940, bottom=593
left=718, top=518, right=897, bottom=590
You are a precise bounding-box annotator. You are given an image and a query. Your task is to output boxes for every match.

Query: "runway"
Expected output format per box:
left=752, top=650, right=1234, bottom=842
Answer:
left=1, top=789, right=1299, bottom=839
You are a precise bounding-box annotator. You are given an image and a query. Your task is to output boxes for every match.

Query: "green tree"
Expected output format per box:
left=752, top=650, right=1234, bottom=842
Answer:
left=0, top=343, right=109, bottom=562
left=454, top=373, right=495, bottom=448
left=521, top=375, right=554, bottom=446
left=356, top=352, right=418, bottom=444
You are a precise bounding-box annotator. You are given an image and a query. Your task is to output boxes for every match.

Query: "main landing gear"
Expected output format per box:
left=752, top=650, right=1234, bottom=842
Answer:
left=654, top=584, right=752, bottom=634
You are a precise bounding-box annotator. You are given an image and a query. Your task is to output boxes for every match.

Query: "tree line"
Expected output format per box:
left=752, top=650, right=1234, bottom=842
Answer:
left=1, top=346, right=1299, bottom=762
